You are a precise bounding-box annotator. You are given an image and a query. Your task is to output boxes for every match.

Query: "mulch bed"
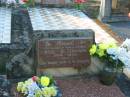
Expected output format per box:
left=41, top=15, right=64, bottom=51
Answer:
left=11, top=77, right=126, bottom=97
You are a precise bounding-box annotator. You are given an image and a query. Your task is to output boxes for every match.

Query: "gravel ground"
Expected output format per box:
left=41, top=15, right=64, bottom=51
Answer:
left=57, top=77, right=126, bottom=97
left=11, top=77, right=126, bottom=97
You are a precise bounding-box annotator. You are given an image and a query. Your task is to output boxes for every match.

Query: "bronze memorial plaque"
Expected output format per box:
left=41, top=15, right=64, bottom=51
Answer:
left=37, top=38, right=93, bottom=68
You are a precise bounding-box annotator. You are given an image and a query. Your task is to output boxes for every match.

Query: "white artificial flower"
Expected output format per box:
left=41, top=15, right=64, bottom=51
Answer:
left=107, top=46, right=130, bottom=67
left=121, top=38, right=130, bottom=51
left=27, top=93, right=35, bottom=97
left=117, top=47, right=129, bottom=65
left=6, top=0, right=16, bottom=4
left=117, top=48, right=127, bottom=58
left=107, top=48, right=118, bottom=55
left=107, top=48, right=119, bottom=60
left=27, top=82, right=41, bottom=97
left=19, top=0, right=25, bottom=4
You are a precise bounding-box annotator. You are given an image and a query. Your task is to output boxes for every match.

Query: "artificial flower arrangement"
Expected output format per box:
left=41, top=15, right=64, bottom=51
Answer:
left=117, top=39, right=130, bottom=68
left=17, top=76, right=62, bottom=97
left=4, top=0, right=33, bottom=7
left=89, top=42, right=127, bottom=85
left=74, top=0, right=86, bottom=10
left=89, top=42, right=124, bottom=71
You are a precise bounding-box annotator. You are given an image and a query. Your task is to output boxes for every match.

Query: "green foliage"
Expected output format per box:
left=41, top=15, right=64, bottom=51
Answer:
left=74, top=3, right=85, bottom=10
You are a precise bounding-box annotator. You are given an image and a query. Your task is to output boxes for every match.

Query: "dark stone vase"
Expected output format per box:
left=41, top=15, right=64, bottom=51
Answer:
left=100, top=66, right=117, bottom=85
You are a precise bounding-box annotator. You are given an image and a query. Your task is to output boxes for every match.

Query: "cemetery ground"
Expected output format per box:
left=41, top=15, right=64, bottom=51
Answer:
left=0, top=5, right=130, bottom=97
left=10, top=11, right=130, bottom=97
left=11, top=76, right=126, bottom=97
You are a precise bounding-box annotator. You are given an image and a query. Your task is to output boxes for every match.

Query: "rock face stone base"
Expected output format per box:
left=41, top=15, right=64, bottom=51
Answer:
left=37, top=67, right=79, bottom=77
left=0, top=8, right=34, bottom=78
left=7, top=53, right=34, bottom=79
left=37, top=57, right=104, bottom=77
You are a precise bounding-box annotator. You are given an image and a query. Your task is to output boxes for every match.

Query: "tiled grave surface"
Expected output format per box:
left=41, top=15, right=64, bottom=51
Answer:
left=0, top=8, right=11, bottom=43
left=28, top=8, right=117, bottom=43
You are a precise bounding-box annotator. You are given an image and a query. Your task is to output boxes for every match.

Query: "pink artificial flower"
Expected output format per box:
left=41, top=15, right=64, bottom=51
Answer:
left=74, top=0, right=86, bottom=3
left=19, top=0, right=28, bottom=4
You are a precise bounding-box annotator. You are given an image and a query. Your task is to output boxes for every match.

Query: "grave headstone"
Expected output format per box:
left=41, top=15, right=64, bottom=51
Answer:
left=28, top=8, right=96, bottom=76
left=36, top=30, right=95, bottom=75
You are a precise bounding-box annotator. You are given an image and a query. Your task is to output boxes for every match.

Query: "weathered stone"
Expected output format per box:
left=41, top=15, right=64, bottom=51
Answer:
left=80, top=56, right=104, bottom=75
left=0, top=75, right=11, bottom=97
left=0, top=8, right=33, bottom=79
left=6, top=53, right=34, bottom=78
left=0, top=52, right=9, bottom=74
left=37, top=67, right=79, bottom=77
left=36, top=56, right=104, bottom=77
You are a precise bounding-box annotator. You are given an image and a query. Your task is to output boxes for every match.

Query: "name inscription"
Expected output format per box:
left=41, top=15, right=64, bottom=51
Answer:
left=37, top=38, right=92, bottom=68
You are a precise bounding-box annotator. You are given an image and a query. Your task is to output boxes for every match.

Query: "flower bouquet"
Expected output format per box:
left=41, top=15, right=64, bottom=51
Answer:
left=5, top=0, right=33, bottom=7
left=16, top=76, right=62, bottom=97
left=89, top=42, right=124, bottom=71
left=89, top=42, right=125, bottom=85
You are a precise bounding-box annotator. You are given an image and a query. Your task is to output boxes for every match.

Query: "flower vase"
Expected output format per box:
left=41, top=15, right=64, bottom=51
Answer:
left=100, top=66, right=117, bottom=85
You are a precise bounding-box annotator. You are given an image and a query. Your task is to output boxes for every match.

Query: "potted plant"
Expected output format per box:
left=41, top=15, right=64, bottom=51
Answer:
left=89, top=42, right=125, bottom=85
